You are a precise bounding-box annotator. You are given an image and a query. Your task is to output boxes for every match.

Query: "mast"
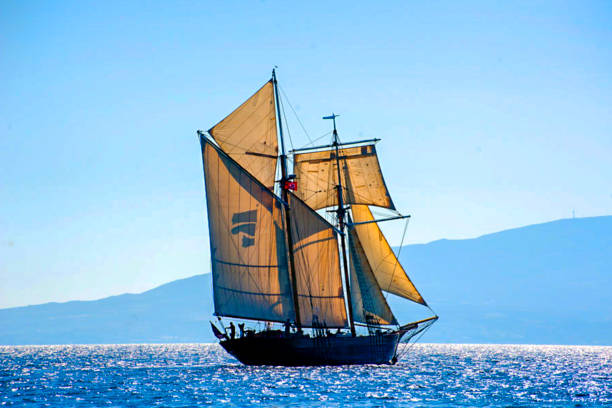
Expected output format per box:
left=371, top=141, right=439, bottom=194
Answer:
left=325, top=113, right=357, bottom=337
left=272, top=68, right=302, bottom=331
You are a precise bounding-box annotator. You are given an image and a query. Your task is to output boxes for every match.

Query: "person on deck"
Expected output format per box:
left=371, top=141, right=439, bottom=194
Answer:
left=284, top=319, right=291, bottom=336
left=229, top=322, right=236, bottom=339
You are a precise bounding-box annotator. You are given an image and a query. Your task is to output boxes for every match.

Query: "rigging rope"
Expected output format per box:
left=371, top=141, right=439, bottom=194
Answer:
left=384, top=214, right=410, bottom=297
left=279, top=85, right=313, bottom=146
left=396, top=319, right=436, bottom=361
left=277, top=90, right=294, bottom=151
left=294, top=131, right=332, bottom=150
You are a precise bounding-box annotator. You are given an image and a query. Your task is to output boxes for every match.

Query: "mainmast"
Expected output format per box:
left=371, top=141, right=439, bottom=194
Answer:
left=324, top=114, right=357, bottom=337
left=272, top=68, right=302, bottom=331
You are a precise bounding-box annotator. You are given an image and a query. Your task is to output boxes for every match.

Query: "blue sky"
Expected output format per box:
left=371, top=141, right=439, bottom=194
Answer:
left=1, top=1, right=611, bottom=308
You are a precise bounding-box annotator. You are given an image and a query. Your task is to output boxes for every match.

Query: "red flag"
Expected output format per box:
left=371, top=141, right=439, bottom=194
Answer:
left=284, top=180, right=297, bottom=191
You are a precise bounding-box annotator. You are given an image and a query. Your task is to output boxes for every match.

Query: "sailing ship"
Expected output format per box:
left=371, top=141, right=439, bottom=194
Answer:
left=199, top=70, right=437, bottom=366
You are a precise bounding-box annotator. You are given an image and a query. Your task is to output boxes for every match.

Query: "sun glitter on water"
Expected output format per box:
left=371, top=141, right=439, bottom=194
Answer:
left=1, top=343, right=610, bottom=407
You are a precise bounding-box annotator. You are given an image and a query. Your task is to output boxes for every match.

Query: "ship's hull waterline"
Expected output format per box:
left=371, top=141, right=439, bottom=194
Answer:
left=220, top=332, right=400, bottom=366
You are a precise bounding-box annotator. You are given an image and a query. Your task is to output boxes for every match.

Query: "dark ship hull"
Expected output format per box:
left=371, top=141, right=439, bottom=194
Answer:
left=220, top=332, right=400, bottom=366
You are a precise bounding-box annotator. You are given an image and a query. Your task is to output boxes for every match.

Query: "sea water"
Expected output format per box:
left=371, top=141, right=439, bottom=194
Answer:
left=1, top=344, right=610, bottom=407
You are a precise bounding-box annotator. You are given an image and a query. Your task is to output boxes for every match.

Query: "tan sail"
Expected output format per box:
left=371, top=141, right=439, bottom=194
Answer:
left=348, top=228, right=397, bottom=325
left=351, top=205, right=426, bottom=305
left=293, top=144, right=395, bottom=210
left=200, top=137, right=295, bottom=322
left=288, top=193, right=348, bottom=328
left=208, top=80, right=278, bottom=189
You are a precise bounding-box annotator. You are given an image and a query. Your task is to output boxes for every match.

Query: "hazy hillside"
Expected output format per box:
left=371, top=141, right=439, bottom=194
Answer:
left=392, top=215, right=612, bottom=344
left=1, top=216, right=610, bottom=345
left=0, top=275, right=214, bottom=345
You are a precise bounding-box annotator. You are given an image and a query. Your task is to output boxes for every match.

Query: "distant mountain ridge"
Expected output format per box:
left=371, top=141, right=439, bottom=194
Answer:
left=0, top=275, right=214, bottom=345
left=1, top=216, right=610, bottom=345
left=393, top=215, right=612, bottom=344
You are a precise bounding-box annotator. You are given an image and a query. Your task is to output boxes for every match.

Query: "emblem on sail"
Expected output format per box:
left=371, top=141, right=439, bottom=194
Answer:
left=231, top=210, right=257, bottom=248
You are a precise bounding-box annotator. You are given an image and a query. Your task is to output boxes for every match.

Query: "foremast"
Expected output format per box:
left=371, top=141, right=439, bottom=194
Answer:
left=272, top=69, right=302, bottom=331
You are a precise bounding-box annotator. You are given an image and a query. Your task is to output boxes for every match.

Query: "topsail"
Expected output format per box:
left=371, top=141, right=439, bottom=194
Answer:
left=293, top=144, right=395, bottom=211
left=208, top=81, right=278, bottom=189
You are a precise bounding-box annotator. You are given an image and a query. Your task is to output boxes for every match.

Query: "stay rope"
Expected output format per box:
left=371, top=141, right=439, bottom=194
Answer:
left=385, top=215, right=410, bottom=297
left=279, top=85, right=313, bottom=146
left=396, top=318, right=436, bottom=361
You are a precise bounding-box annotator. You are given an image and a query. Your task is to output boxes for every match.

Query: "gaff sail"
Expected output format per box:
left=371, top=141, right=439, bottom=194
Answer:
left=200, top=137, right=295, bottom=323
left=348, top=226, right=398, bottom=325
left=208, top=80, right=279, bottom=189
left=288, top=192, right=348, bottom=328
left=351, top=205, right=426, bottom=305
left=293, top=144, right=395, bottom=211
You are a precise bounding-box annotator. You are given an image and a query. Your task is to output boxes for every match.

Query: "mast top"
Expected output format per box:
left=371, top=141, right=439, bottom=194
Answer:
left=272, top=67, right=287, bottom=162
left=323, top=113, right=340, bottom=143
left=323, top=113, right=339, bottom=121
left=272, top=66, right=278, bottom=82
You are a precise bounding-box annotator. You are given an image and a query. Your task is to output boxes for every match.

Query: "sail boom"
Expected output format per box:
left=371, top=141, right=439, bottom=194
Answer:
left=354, top=322, right=397, bottom=328
left=213, top=313, right=295, bottom=325
left=213, top=311, right=349, bottom=328
left=348, top=214, right=410, bottom=227
left=245, top=151, right=278, bottom=159
left=402, top=315, right=439, bottom=327
left=290, top=138, right=381, bottom=154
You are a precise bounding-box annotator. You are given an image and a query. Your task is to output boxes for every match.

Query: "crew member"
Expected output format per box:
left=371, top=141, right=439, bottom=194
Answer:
left=229, top=322, right=236, bottom=339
